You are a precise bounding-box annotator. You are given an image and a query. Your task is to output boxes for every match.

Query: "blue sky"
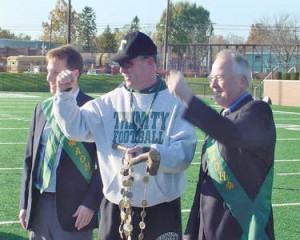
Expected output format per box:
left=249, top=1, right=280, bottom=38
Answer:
left=0, top=0, right=298, bottom=40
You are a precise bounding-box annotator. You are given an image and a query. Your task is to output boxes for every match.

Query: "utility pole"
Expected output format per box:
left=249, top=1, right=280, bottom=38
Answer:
left=163, top=0, right=170, bottom=72
left=67, top=0, right=71, bottom=44
left=49, top=17, right=52, bottom=50
left=207, top=22, right=214, bottom=73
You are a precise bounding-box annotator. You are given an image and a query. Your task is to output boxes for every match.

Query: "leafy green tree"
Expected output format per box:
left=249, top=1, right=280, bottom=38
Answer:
left=0, top=27, right=31, bottom=40
left=94, top=25, right=118, bottom=53
left=16, top=33, right=31, bottom=40
left=156, top=1, right=211, bottom=58
left=114, top=16, right=142, bottom=40
left=78, top=6, right=97, bottom=52
left=0, top=28, right=17, bottom=39
left=130, top=16, right=140, bottom=32
left=41, top=0, right=80, bottom=44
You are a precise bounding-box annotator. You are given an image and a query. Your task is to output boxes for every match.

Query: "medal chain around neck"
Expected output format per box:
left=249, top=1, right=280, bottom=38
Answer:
left=130, top=80, right=161, bottom=142
left=118, top=81, right=161, bottom=239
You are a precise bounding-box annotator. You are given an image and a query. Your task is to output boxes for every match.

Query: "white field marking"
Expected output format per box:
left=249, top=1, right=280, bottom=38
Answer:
left=275, top=159, right=300, bottom=162
left=197, top=138, right=300, bottom=142
left=273, top=110, right=300, bottom=116
left=191, top=159, right=300, bottom=165
left=276, top=118, right=300, bottom=120
left=181, top=203, right=300, bottom=213
left=0, top=112, right=32, bottom=114
left=1, top=203, right=299, bottom=225
left=0, top=142, right=26, bottom=144
left=272, top=203, right=300, bottom=207
left=0, top=221, right=20, bottom=225
left=0, top=168, right=22, bottom=170
left=0, top=93, right=40, bottom=98
left=281, top=128, right=300, bottom=131
left=0, top=128, right=29, bottom=130
left=197, top=138, right=300, bottom=143
left=0, top=107, right=35, bottom=111
left=276, top=124, right=300, bottom=131
left=0, top=113, right=31, bottom=121
left=277, top=172, right=300, bottom=176
left=0, top=119, right=31, bottom=122
left=0, top=118, right=31, bottom=121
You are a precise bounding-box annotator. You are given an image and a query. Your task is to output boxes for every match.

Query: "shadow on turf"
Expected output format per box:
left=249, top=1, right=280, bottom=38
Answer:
left=0, top=232, right=26, bottom=240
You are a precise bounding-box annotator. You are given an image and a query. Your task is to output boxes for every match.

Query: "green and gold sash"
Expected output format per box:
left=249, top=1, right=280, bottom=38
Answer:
left=42, top=98, right=94, bottom=183
left=205, top=137, right=273, bottom=240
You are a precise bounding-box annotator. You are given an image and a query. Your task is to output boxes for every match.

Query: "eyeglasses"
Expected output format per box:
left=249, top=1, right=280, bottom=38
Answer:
left=119, top=56, right=149, bottom=69
left=208, top=75, right=226, bottom=85
left=119, top=61, right=134, bottom=69
left=208, top=75, right=240, bottom=85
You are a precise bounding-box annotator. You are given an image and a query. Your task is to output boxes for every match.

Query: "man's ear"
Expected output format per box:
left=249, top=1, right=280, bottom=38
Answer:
left=147, top=56, right=155, bottom=66
left=72, top=69, right=80, bottom=81
left=240, top=75, right=249, bottom=88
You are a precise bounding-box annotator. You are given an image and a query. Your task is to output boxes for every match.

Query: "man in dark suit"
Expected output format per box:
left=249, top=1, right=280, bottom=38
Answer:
left=168, top=49, right=276, bottom=240
left=19, top=45, right=103, bottom=240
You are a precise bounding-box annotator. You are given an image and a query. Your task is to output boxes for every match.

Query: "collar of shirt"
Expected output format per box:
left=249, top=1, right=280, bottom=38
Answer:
left=72, top=88, right=80, bottom=100
left=228, top=92, right=250, bottom=112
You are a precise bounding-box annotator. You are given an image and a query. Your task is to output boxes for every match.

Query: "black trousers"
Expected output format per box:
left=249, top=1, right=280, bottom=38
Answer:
left=98, top=197, right=182, bottom=240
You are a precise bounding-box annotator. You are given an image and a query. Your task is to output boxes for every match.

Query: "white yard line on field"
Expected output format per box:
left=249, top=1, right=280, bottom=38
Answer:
left=277, top=138, right=300, bottom=140
left=0, top=128, right=29, bottom=130
left=0, top=93, right=40, bottom=98
left=276, top=118, right=300, bottom=120
left=277, top=172, right=300, bottom=176
left=0, top=142, right=26, bottom=144
left=272, top=203, right=300, bottom=207
left=1, top=202, right=300, bottom=225
left=181, top=203, right=300, bottom=214
left=197, top=138, right=300, bottom=143
left=273, top=111, right=300, bottom=116
left=275, top=159, right=300, bottom=162
left=0, top=168, right=22, bottom=170
left=5, top=166, right=299, bottom=177
left=0, top=221, right=20, bottom=225
left=0, top=118, right=31, bottom=121
left=191, top=159, right=300, bottom=165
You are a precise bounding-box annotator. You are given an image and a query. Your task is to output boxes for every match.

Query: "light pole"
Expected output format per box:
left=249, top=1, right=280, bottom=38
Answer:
left=163, top=0, right=170, bottom=72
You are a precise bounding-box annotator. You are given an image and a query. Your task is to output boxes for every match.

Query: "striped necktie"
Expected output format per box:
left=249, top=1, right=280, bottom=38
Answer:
left=37, top=130, right=59, bottom=193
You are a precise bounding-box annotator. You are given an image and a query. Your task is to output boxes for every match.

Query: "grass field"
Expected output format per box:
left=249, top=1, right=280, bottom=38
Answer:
left=0, top=91, right=299, bottom=240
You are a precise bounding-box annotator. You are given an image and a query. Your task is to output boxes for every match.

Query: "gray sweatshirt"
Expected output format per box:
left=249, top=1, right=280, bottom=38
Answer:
left=53, top=84, right=196, bottom=207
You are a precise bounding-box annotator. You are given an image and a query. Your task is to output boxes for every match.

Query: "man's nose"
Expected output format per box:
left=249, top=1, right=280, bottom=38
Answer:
left=209, top=78, right=218, bottom=88
left=47, top=73, right=56, bottom=83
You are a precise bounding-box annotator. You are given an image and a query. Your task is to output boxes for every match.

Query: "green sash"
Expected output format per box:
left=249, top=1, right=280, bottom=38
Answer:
left=42, top=98, right=94, bottom=183
left=205, top=137, right=273, bottom=240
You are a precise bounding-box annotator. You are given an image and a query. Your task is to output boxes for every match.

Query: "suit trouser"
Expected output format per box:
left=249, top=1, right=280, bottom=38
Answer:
left=29, top=193, right=93, bottom=240
left=98, top=197, right=182, bottom=240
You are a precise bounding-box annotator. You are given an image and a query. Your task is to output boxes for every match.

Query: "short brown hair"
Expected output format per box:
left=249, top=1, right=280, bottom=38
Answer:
left=46, top=44, right=84, bottom=76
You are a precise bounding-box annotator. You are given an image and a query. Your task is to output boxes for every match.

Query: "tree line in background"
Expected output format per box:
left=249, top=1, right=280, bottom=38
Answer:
left=1, top=0, right=300, bottom=71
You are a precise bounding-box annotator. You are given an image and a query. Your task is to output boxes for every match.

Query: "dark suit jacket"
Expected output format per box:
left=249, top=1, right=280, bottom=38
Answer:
left=19, top=90, right=103, bottom=232
left=183, top=95, right=276, bottom=240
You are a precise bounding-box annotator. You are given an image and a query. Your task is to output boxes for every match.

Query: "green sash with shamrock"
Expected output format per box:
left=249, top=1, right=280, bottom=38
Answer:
left=41, top=98, right=94, bottom=184
left=205, top=137, right=273, bottom=240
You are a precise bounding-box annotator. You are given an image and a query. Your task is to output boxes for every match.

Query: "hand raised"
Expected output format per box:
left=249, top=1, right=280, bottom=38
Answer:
left=56, top=70, right=75, bottom=92
left=167, top=70, right=193, bottom=107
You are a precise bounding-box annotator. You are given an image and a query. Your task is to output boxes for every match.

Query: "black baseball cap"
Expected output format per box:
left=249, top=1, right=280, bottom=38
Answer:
left=110, top=31, right=157, bottom=63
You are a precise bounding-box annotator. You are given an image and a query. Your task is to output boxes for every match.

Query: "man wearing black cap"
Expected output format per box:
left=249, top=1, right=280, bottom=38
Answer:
left=52, top=31, right=197, bottom=240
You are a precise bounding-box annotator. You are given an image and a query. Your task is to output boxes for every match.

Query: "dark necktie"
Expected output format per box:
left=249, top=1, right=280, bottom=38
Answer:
left=221, top=109, right=230, bottom=117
